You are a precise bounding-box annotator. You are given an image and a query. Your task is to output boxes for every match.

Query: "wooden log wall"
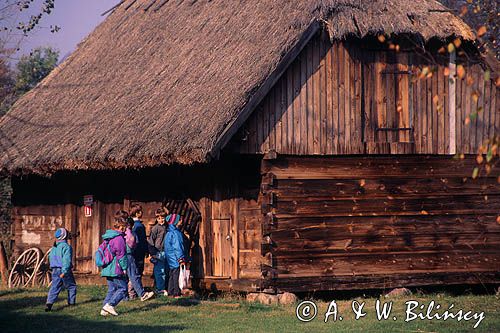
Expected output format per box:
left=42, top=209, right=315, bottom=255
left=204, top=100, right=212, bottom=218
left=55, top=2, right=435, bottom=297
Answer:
left=234, top=33, right=499, bottom=155
left=11, top=156, right=263, bottom=290
left=260, top=156, right=500, bottom=292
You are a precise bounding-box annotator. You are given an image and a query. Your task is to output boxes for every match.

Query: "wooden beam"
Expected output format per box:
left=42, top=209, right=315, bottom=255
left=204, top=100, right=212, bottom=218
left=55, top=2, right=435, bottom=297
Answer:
left=101, top=0, right=125, bottom=16
left=211, top=20, right=321, bottom=157
left=449, top=51, right=457, bottom=155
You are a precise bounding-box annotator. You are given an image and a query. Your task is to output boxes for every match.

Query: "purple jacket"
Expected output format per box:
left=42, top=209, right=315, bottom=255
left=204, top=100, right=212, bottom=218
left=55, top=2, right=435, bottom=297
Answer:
left=101, top=229, right=128, bottom=277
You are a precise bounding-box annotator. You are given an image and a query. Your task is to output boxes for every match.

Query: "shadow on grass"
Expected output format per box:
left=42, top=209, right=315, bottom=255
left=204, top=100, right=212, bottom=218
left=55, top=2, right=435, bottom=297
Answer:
left=0, top=296, right=185, bottom=333
left=118, top=297, right=201, bottom=314
left=0, top=288, right=26, bottom=298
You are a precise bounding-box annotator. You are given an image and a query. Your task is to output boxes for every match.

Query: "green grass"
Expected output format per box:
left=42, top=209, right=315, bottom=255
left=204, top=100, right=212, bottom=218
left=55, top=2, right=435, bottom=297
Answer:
left=0, top=286, right=499, bottom=332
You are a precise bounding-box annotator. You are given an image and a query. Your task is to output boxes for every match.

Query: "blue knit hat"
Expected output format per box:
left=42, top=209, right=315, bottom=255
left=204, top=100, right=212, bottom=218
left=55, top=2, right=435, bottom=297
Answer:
left=55, top=228, right=68, bottom=241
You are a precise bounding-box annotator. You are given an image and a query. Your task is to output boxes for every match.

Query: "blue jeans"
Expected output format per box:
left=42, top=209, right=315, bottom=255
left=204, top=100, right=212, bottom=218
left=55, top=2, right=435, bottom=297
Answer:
left=103, top=277, right=127, bottom=307
left=127, top=254, right=145, bottom=297
left=47, top=268, right=77, bottom=305
left=153, top=252, right=167, bottom=291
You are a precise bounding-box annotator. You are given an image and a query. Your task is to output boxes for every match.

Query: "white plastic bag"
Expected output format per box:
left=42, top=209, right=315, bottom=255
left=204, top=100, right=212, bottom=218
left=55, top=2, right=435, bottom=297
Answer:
left=178, top=264, right=190, bottom=290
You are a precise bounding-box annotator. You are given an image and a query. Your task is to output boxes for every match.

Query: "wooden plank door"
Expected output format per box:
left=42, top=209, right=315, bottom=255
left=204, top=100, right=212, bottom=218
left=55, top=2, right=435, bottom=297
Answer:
left=75, top=205, right=94, bottom=273
left=210, top=187, right=236, bottom=278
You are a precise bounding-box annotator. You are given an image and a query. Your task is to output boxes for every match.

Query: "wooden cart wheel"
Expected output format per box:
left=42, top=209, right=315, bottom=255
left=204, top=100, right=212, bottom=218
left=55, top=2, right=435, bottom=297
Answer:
left=8, top=248, right=41, bottom=288
left=32, top=248, right=52, bottom=287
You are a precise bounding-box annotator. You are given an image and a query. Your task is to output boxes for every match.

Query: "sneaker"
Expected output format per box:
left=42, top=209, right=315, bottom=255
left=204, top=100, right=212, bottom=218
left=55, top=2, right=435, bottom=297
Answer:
left=45, top=303, right=53, bottom=312
left=102, top=303, right=118, bottom=316
left=141, top=291, right=155, bottom=301
left=100, top=309, right=109, bottom=316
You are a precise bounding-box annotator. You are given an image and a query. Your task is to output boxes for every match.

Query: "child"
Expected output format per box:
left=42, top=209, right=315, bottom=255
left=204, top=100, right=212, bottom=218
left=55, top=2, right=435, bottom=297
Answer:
left=164, top=214, right=185, bottom=298
left=148, top=208, right=168, bottom=294
left=45, top=227, right=77, bottom=311
left=100, top=217, right=128, bottom=316
left=130, top=204, right=148, bottom=278
left=117, top=210, right=154, bottom=302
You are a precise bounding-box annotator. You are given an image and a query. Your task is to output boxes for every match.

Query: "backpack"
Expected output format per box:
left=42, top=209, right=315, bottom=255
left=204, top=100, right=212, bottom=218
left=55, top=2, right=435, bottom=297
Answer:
left=95, top=240, right=114, bottom=268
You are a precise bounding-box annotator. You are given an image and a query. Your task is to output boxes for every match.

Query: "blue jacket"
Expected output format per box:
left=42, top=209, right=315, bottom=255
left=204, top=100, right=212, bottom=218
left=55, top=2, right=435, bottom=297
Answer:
left=164, top=224, right=185, bottom=268
left=49, top=240, right=73, bottom=275
left=132, top=219, right=148, bottom=257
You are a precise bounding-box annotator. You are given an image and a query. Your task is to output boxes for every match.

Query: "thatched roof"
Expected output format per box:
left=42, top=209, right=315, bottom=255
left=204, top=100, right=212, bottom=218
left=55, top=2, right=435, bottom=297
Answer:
left=0, top=0, right=475, bottom=175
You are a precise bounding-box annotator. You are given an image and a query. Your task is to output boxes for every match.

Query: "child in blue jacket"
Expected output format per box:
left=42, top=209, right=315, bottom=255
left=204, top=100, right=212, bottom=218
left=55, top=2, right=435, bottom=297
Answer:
left=164, top=215, right=185, bottom=297
left=45, top=227, right=77, bottom=311
left=130, top=204, right=148, bottom=277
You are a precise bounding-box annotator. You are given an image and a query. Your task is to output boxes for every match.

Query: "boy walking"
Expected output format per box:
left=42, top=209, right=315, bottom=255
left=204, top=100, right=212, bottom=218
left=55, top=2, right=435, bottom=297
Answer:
left=117, top=210, right=154, bottom=301
left=130, top=204, right=148, bottom=278
left=100, top=217, right=128, bottom=316
left=148, top=208, right=168, bottom=293
left=45, top=228, right=77, bottom=311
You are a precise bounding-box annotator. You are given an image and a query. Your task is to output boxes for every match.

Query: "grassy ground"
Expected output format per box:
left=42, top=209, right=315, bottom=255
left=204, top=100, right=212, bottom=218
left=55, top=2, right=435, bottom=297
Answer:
left=0, top=286, right=498, bottom=333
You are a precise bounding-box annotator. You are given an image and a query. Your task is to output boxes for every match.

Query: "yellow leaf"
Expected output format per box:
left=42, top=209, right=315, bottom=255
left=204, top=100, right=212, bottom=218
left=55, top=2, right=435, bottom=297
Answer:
left=472, top=167, right=479, bottom=179
left=433, top=95, right=439, bottom=105
left=378, top=35, right=386, bottom=43
left=421, top=210, right=429, bottom=215
left=472, top=91, right=479, bottom=102
left=457, top=65, right=465, bottom=79
left=447, top=43, right=455, bottom=53
left=453, top=38, right=462, bottom=48
left=484, top=70, right=490, bottom=82
left=444, top=67, right=450, bottom=76
left=477, top=26, right=487, bottom=37
left=359, top=179, right=366, bottom=187
left=476, top=154, right=484, bottom=164
left=459, top=5, right=467, bottom=16
left=438, top=47, right=446, bottom=54
left=466, top=75, right=474, bottom=86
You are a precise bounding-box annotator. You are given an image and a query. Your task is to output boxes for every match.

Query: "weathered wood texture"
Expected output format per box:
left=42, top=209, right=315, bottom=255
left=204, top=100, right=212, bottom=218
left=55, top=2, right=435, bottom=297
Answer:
left=11, top=156, right=263, bottom=289
left=261, top=156, right=500, bottom=291
left=234, top=34, right=498, bottom=155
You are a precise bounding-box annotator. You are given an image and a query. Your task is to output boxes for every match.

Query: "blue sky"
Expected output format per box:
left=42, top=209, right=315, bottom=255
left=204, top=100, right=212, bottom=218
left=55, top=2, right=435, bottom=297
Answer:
left=5, top=0, right=119, bottom=64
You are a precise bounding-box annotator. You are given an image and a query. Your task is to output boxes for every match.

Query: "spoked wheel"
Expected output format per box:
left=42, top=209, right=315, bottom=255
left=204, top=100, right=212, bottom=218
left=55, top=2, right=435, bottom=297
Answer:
left=8, top=248, right=41, bottom=288
left=33, top=248, right=52, bottom=287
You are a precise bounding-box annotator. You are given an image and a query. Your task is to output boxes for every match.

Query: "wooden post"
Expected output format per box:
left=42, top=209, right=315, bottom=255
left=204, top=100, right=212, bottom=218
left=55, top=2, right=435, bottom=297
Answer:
left=0, top=241, right=8, bottom=287
left=449, top=51, right=457, bottom=155
left=91, top=201, right=102, bottom=274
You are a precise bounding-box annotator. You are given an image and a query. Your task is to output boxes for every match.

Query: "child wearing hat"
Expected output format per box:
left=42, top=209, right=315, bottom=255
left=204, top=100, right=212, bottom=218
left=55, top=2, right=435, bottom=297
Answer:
left=45, top=227, right=77, bottom=311
left=164, top=214, right=185, bottom=298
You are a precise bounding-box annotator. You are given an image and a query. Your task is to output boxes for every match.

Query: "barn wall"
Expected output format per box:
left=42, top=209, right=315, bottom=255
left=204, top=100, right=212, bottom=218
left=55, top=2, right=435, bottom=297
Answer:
left=11, top=156, right=263, bottom=289
left=260, top=155, right=500, bottom=291
left=232, top=33, right=498, bottom=155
